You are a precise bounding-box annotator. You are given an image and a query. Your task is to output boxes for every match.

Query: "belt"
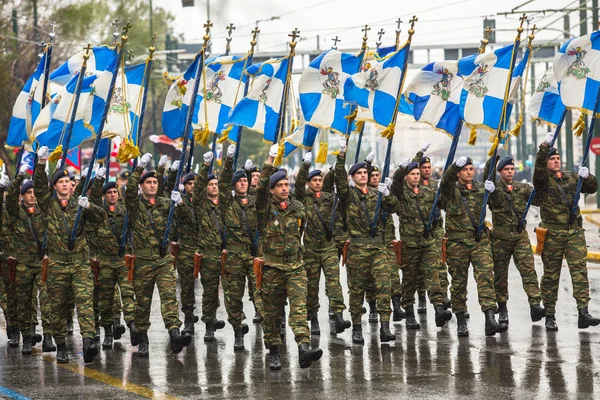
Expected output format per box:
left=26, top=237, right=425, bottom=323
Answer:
left=135, top=246, right=166, bottom=259
left=50, top=251, right=87, bottom=263
left=447, top=230, right=477, bottom=240
left=541, top=220, right=582, bottom=231
left=304, top=239, right=334, bottom=250
left=179, top=237, right=199, bottom=247
left=15, top=253, right=42, bottom=264
left=263, top=252, right=299, bottom=264
left=96, top=253, right=124, bottom=263
left=198, top=248, right=222, bottom=257
left=350, top=237, right=383, bottom=244
left=227, top=244, right=252, bottom=253
left=492, top=224, right=525, bottom=233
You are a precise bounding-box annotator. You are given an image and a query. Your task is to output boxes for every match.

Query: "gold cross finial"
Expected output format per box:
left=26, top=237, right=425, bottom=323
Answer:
left=361, top=24, right=370, bottom=50
left=528, top=24, right=537, bottom=46
left=203, top=20, right=213, bottom=45
left=516, top=13, right=527, bottom=39
left=226, top=23, right=236, bottom=37
left=396, top=18, right=403, bottom=31
left=407, top=16, right=418, bottom=42
left=331, top=36, right=341, bottom=50
left=83, top=43, right=92, bottom=61
left=121, top=22, right=132, bottom=45
left=149, top=33, right=157, bottom=59
left=377, top=29, right=385, bottom=41
left=289, top=28, right=300, bottom=43
left=49, top=21, right=58, bottom=42
left=250, top=27, right=260, bottom=52
left=480, top=27, right=493, bottom=53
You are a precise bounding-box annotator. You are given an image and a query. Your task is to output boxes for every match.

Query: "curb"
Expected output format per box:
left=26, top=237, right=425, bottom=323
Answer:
left=581, top=209, right=600, bottom=214
left=531, top=244, right=600, bottom=263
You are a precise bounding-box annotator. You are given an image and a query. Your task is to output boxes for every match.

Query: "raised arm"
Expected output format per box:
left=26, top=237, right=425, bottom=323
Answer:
left=7, top=174, right=24, bottom=218
left=33, top=149, right=51, bottom=213
left=256, top=145, right=278, bottom=232
left=391, top=159, right=409, bottom=200
left=334, top=138, right=349, bottom=201
left=126, top=153, right=152, bottom=215
left=294, top=153, right=311, bottom=201
left=441, top=160, right=462, bottom=201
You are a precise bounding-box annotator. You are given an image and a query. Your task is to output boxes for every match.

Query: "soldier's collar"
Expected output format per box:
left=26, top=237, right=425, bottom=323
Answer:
left=237, top=196, right=249, bottom=205
left=554, top=171, right=563, bottom=179
left=273, top=197, right=289, bottom=210
left=460, top=182, right=476, bottom=191
left=23, top=203, right=36, bottom=214
left=421, top=178, right=429, bottom=186
left=501, top=180, right=514, bottom=192
left=405, top=181, right=420, bottom=195
left=108, top=205, right=117, bottom=213
left=354, top=185, right=369, bottom=195
left=143, top=196, right=156, bottom=206
left=311, top=190, right=322, bottom=199
left=208, top=196, right=219, bottom=206
left=57, top=198, right=69, bottom=208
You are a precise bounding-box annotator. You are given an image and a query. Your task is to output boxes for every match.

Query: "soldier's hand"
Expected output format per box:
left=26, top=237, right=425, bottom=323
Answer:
left=37, top=146, right=50, bottom=161
left=178, top=184, right=185, bottom=192
left=227, top=144, right=236, bottom=158
left=82, top=167, right=89, bottom=178
left=244, top=159, right=254, bottom=171
left=378, top=182, right=390, bottom=197
left=421, top=142, right=431, bottom=153
left=171, top=160, right=180, bottom=171
left=349, top=178, right=355, bottom=188
left=339, top=137, right=347, bottom=153
left=78, top=196, right=90, bottom=209
left=0, top=174, right=9, bottom=189
left=578, top=166, right=590, bottom=179
left=456, top=156, right=468, bottom=168
left=158, top=155, right=168, bottom=167
left=203, top=151, right=214, bottom=165
left=384, top=177, right=392, bottom=189
left=56, top=159, right=63, bottom=170
left=400, top=157, right=411, bottom=168
left=269, top=144, right=279, bottom=158
left=544, top=132, right=554, bottom=146
left=484, top=180, right=495, bottom=193
left=18, top=163, right=30, bottom=176
left=303, top=151, right=312, bottom=165
left=366, top=151, right=375, bottom=163
left=139, top=153, right=152, bottom=168
left=170, top=190, right=183, bottom=205
left=97, top=167, right=107, bottom=178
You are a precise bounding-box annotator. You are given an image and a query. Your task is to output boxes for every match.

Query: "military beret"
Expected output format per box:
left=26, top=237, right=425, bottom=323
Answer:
left=269, top=170, right=288, bottom=188
left=370, top=165, right=380, bottom=173
left=461, top=157, right=473, bottom=167
left=497, top=156, right=515, bottom=171
left=348, top=162, right=368, bottom=176
left=207, top=173, right=217, bottom=182
left=182, top=172, right=197, bottom=185
left=231, top=170, right=246, bottom=185
left=119, top=171, right=131, bottom=179
left=102, top=181, right=118, bottom=194
left=246, top=166, right=260, bottom=174
left=548, top=148, right=559, bottom=158
left=139, top=171, right=157, bottom=184
left=51, top=169, right=71, bottom=186
left=420, top=156, right=431, bottom=166
left=406, top=162, right=420, bottom=173
left=20, top=180, right=33, bottom=195
left=308, top=170, right=323, bottom=181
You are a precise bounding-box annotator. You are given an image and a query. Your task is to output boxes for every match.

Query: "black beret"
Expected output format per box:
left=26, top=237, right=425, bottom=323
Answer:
left=51, top=169, right=71, bottom=186
left=406, top=162, right=420, bottom=173
left=20, top=180, right=34, bottom=195
left=102, top=181, right=118, bottom=194
left=139, top=171, right=157, bottom=184
left=269, top=170, right=288, bottom=188
left=420, top=156, right=431, bottom=165
left=232, top=170, right=246, bottom=185
left=308, top=170, right=323, bottom=181
left=371, top=165, right=380, bottom=173
left=247, top=166, right=259, bottom=174
left=182, top=172, right=197, bottom=185
left=207, top=173, right=217, bottom=182
left=548, top=148, right=559, bottom=158
left=119, top=171, right=131, bottom=179
left=497, top=156, right=515, bottom=171
left=349, top=162, right=368, bottom=176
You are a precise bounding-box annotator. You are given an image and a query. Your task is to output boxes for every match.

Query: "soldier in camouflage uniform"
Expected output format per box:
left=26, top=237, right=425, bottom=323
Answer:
left=125, top=153, right=192, bottom=356
left=440, top=156, right=507, bottom=337
left=485, top=156, right=545, bottom=326
left=295, top=151, right=351, bottom=336
left=391, top=160, right=452, bottom=330
left=335, top=138, right=398, bottom=345
left=244, top=159, right=261, bottom=198
left=533, top=133, right=600, bottom=331
left=364, top=157, right=383, bottom=324
left=34, top=146, right=105, bottom=363
left=243, top=159, right=262, bottom=322
left=257, top=144, right=322, bottom=370
left=0, top=177, right=19, bottom=348
left=193, top=152, right=227, bottom=342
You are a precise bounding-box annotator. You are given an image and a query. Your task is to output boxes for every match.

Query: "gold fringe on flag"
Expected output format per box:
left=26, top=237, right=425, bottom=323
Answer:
left=488, top=136, right=500, bottom=157
left=330, top=150, right=340, bottom=156
left=273, top=141, right=284, bottom=167
left=468, top=126, right=477, bottom=145
left=316, top=142, right=328, bottom=164
left=48, top=145, right=63, bottom=163
left=199, top=123, right=210, bottom=146
left=354, top=120, right=365, bottom=133
left=573, top=113, right=586, bottom=137
left=290, top=119, right=299, bottom=134
left=380, top=123, right=395, bottom=140
left=509, top=115, right=523, bottom=137
left=217, top=125, right=233, bottom=144
left=116, top=138, right=141, bottom=163
left=344, top=109, right=358, bottom=123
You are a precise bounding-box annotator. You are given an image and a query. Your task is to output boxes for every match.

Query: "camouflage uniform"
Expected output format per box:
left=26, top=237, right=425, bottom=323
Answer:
left=0, top=191, right=18, bottom=340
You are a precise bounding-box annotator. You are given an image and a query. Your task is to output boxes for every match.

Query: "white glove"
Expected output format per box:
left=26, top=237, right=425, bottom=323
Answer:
left=484, top=180, right=495, bottom=193
left=178, top=184, right=185, bottom=192
left=18, top=163, right=29, bottom=175
left=78, top=196, right=90, bottom=209
left=227, top=144, right=236, bottom=158
left=378, top=182, right=390, bottom=197
left=384, top=177, right=392, bottom=189
left=0, top=175, right=9, bottom=188
left=203, top=151, right=214, bottom=164
left=158, top=155, right=168, bottom=167
left=544, top=132, right=554, bottom=145
left=421, top=142, right=431, bottom=153
left=366, top=151, right=375, bottom=163
left=339, top=137, right=347, bottom=153
left=82, top=167, right=89, bottom=178
left=456, top=156, right=468, bottom=168
left=56, top=159, right=63, bottom=170
left=303, top=152, right=312, bottom=165
left=171, top=160, right=180, bottom=171
left=269, top=144, right=279, bottom=158
left=437, top=179, right=441, bottom=189
left=170, top=190, right=182, bottom=205
left=578, top=166, right=590, bottom=179
left=97, top=167, right=107, bottom=177
left=37, top=146, right=49, bottom=160
left=139, top=153, right=152, bottom=168
left=244, top=159, right=254, bottom=171
left=349, top=179, right=355, bottom=188
left=400, top=158, right=411, bottom=168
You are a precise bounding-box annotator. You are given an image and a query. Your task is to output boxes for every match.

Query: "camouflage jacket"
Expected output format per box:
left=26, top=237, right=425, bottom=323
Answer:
left=0, top=187, right=14, bottom=261
left=412, top=150, right=443, bottom=232
left=487, top=172, right=533, bottom=231
left=323, top=168, right=348, bottom=246
left=193, top=163, right=225, bottom=252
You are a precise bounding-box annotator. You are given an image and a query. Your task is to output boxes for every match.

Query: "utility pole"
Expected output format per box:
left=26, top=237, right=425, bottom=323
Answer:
left=593, top=0, right=600, bottom=207
left=564, top=14, right=574, bottom=172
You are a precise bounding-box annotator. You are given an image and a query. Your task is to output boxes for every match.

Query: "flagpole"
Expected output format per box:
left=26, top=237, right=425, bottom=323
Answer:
left=352, top=25, right=372, bottom=164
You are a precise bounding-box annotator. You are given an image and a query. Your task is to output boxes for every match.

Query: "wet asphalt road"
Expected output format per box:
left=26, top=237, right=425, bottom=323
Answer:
left=1, top=217, right=600, bottom=399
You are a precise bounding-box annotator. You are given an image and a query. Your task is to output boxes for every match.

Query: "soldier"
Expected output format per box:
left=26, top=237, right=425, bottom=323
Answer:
left=244, top=159, right=261, bottom=198
left=364, top=155, right=383, bottom=324
left=391, top=160, right=453, bottom=329
left=440, top=155, right=507, bottom=337
left=193, top=152, right=227, bottom=342
left=486, top=156, right=545, bottom=325
left=125, top=153, right=192, bottom=356
left=0, top=175, right=19, bottom=348
left=335, top=138, right=399, bottom=344
left=295, top=151, right=351, bottom=336
left=533, top=133, right=599, bottom=331
left=256, top=144, right=322, bottom=370
left=117, top=170, right=131, bottom=199
left=242, top=158, right=262, bottom=322
left=34, top=146, right=105, bottom=363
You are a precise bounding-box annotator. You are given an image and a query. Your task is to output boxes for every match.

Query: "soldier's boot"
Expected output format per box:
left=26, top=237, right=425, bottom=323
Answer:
left=368, top=301, right=378, bottom=324
left=128, top=320, right=139, bottom=346
left=82, top=338, right=98, bottom=363
left=379, top=321, right=396, bottom=342
left=298, top=343, right=323, bottom=369
left=102, top=325, right=113, bottom=350
left=328, top=307, right=335, bottom=320
left=8, top=327, right=20, bottom=348
left=281, top=308, right=287, bottom=338
left=113, top=318, right=126, bottom=340
left=42, top=334, right=56, bottom=352
left=269, top=346, right=282, bottom=370
left=204, top=320, right=216, bottom=342
left=137, top=333, right=149, bottom=357
left=498, top=302, right=509, bottom=325
left=66, top=316, right=74, bottom=335
left=434, top=305, right=452, bottom=328
left=56, top=343, right=69, bottom=363
left=310, top=316, right=320, bottom=336
left=181, top=315, right=195, bottom=336
left=21, top=336, right=32, bottom=355
left=94, top=324, right=101, bottom=341
left=530, top=304, right=546, bottom=322
left=578, top=308, right=600, bottom=329
left=545, top=314, right=558, bottom=331
left=30, top=327, right=42, bottom=346
left=456, top=312, right=469, bottom=337
left=352, top=325, right=364, bottom=345
left=484, top=309, right=508, bottom=336
left=443, top=295, right=452, bottom=310
left=233, top=325, right=248, bottom=351
left=464, top=310, right=470, bottom=319
left=169, top=328, right=192, bottom=354
left=405, top=306, right=421, bottom=330
left=334, top=313, right=351, bottom=334
left=417, top=295, right=427, bottom=314
left=392, top=295, right=406, bottom=322
left=252, top=313, right=262, bottom=324
left=213, top=318, right=226, bottom=331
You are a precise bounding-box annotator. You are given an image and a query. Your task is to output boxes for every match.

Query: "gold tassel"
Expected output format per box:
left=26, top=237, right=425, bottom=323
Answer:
left=509, top=115, right=523, bottom=137
left=48, top=145, right=63, bottom=163
left=573, top=113, right=586, bottom=137
left=273, top=142, right=284, bottom=167
left=468, top=126, right=477, bottom=146
left=199, top=123, right=210, bottom=146
left=344, top=109, right=358, bottom=123
left=330, top=150, right=340, bottom=156
left=162, top=71, right=181, bottom=85
left=217, top=125, right=233, bottom=144
left=117, top=138, right=140, bottom=163
left=316, top=142, right=328, bottom=164
left=379, top=123, right=395, bottom=140
left=488, top=136, right=500, bottom=157
left=354, top=120, right=364, bottom=133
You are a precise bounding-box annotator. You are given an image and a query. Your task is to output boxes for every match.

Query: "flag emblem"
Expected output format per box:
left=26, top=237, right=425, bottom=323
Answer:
left=204, top=71, right=225, bottom=103
left=467, top=64, right=489, bottom=98
left=432, top=68, right=454, bottom=101
left=565, top=46, right=591, bottom=79
left=320, top=66, right=341, bottom=98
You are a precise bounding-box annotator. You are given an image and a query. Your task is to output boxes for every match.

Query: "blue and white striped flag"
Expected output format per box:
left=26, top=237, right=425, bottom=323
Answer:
left=284, top=124, right=319, bottom=156
left=298, top=49, right=362, bottom=135
left=229, top=57, right=290, bottom=143
left=528, top=66, right=566, bottom=126
left=49, top=46, right=116, bottom=86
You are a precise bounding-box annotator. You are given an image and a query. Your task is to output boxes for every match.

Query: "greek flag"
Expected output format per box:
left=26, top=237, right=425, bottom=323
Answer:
left=298, top=49, right=362, bottom=135
left=528, top=66, right=566, bottom=126
left=283, top=124, right=319, bottom=156
left=401, top=60, right=464, bottom=136
left=229, top=57, right=290, bottom=142
left=553, top=31, right=600, bottom=114
left=49, top=46, right=117, bottom=86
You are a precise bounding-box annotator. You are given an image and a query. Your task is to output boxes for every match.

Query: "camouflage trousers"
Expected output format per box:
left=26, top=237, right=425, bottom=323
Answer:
left=0, top=259, right=17, bottom=330
left=446, top=236, right=497, bottom=313
left=260, top=263, right=309, bottom=347
left=98, top=259, right=135, bottom=326
left=540, top=227, right=590, bottom=315
left=400, top=241, right=445, bottom=309
left=176, top=246, right=197, bottom=318
left=347, top=243, right=391, bottom=324
left=388, top=245, right=402, bottom=297
left=46, top=259, right=95, bottom=344
left=491, top=230, right=542, bottom=305
left=15, top=262, right=51, bottom=335
left=304, top=243, right=346, bottom=318
left=133, top=257, right=181, bottom=332
left=199, top=254, right=222, bottom=324
left=416, top=231, right=449, bottom=297
left=223, top=251, right=259, bottom=329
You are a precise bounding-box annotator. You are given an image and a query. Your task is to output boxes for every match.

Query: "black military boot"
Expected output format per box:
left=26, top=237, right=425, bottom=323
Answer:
left=484, top=309, right=508, bottom=336
left=137, top=333, right=149, bottom=357
left=169, top=328, right=192, bottom=354
left=21, top=335, right=32, bottom=355
left=310, top=316, right=320, bottom=336
left=181, top=315, right=195, bottom=336
left=94, top=324, right=101, bottom=341
left=405, top=306, right=421, bottom=329
left=269, top=346, right=282, bottom=370
left=368, top=301, right=378, bottom=323
left=434, top=305, right=452, bottom=327
left=329, top=307, right=335, bottom=320
left=253, top=310, right=262, bottom=324
left=456, top=311, right=469, bottom=337
left=102, top=325, right=113, bottom=350
left=464, top=310, right=470, bottom=319
left=83, top=337, right=98, bottom=363
left=498, top=302, right=509, bottom=325
left=298, top=343, right=323, bottom=369
left=352, top=324, right=364, bottom=344
left=213, top=318, right=226, bottom=331
left=233, top=325, right=247, bottom=351
left=42, top=333, right=56, bottom=352
left=8, top=326, right=20, bottom=348
left=392, top=295, right=406, bottom=321
left=578, top=308, right=600, bottom=329
left=113, top=318, right=126, bottom=340
left=334, top=313, right=351, bottom=334
left=128, top=320, right=139, bottom=346
left=56, top=343, right=69, bottom=363
left=417, top=294, right=427, bottom=314
left=379, top=321, right=396, bottom=342
left=204, top=320, right=215, bottom=342
left=66, top=316, right=74, bottom=335
left=545, top=314, right=558, bottom=331
left=443, top=295, right=452, bottom=310
left=530, top=304, right=546, bottom=322
left=30, top=327, right=42, bottom=345
left=281, top=308, right=287, bottom=338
